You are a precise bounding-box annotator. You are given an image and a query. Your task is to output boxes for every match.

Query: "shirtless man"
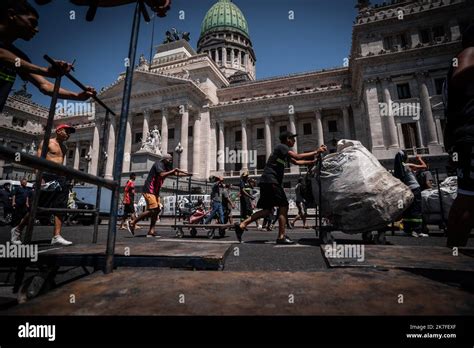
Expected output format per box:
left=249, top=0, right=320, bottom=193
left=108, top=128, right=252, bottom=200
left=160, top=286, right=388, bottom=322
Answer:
left=11, top=124, right=76, bottom=245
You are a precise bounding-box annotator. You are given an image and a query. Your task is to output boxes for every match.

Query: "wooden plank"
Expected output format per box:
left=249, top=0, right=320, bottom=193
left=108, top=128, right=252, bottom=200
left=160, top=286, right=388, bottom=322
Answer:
left=5, top=268, right=474, bottom=315
left=31, top=241, right=233, bottom=270
left=322, top=245, right=474, bottom=272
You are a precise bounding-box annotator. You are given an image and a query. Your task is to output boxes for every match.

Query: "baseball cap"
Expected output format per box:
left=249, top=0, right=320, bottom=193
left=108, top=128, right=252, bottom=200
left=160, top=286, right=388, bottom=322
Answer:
left=279, top=131, right=297, bottom=142
left=56, top=124, right=76, bottom=134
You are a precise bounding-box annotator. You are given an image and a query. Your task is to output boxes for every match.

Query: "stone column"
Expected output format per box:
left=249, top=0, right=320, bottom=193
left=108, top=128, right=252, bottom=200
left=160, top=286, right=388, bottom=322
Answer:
left=209, top=117, right=217, bottom=175
left=89, top=124, right=100, bottom=175
left=218, top=120, right=225, bottom=172
left=222, top=47, right=226, bottom=66
left=342, top=106, right=351, bottom=139
left=73, top=143, right=80, bottom=170
left=397, top=123, right=405, bottom=149
left=241, top=119, right=248, bottom=171
left=105, top=119, right=116, bottom=180
left=192, top=113, right=201, bottom=175
left=179, top=106, right=189, bottom=171
left=160, top=108, right=168, bottom=156
left=418, top=75, right=438, bottom=145
left=237, top=50, right=242, bottom=66
left=364, top=79, right=386, bottom=156
left=264, top=116, right=272, bottom=160
left=288, top=113, right=298, bottom=152
left=381, top=80, right=399, bottom=149
left=142, top=109, right=150, bottom=146
left=122, top=114, right=132, bottom=172
left=315, top=109, right=324, bottom=146
left=230, top=49, right=235, bottom=67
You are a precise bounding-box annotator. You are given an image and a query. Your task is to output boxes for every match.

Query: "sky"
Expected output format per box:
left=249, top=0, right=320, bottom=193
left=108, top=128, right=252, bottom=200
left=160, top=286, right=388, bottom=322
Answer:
left=11, top=0, right=385, bottom=106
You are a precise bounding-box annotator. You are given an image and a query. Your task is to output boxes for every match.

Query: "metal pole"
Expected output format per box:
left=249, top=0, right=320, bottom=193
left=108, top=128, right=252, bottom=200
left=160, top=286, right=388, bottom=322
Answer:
left=435, top=168, right=446, bottom=229
left=14, top=75, right=61, bottom=293
left=92, top=111, right=111, bottom=244
left=174, top=157, right=179, bottom=227
left=148, top=14, right=156, bottom=69
left=188, top=175, right=191, bottom=202
left=316, top=153, right=323, bottom=238
left=105, top=1, right=142, bottom=274
left=43, top=55, right=116, bottom=116
left=24, top=76, right=62, bottom=244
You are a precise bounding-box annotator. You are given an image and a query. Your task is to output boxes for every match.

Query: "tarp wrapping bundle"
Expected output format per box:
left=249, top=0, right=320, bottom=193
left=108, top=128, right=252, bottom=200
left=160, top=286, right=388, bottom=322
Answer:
left=310, top=140, right=413, bottom=234
left=422, top=176, right=457, bottom=223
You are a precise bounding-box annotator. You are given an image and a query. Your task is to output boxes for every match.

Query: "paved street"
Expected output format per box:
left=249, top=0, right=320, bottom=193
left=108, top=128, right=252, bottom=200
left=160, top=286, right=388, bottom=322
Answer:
left=0, top=219, right=473, bottom=316
left=0, top=219, right=471, bottom=273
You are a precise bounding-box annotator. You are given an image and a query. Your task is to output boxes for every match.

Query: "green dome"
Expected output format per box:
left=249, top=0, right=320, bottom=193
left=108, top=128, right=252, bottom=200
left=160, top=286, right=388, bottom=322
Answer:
left=200, top=0, right=250, bottom=40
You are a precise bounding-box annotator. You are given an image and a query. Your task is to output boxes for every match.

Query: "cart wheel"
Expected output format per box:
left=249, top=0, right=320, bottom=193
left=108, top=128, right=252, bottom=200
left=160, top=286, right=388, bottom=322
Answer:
left=219, top=228, right=226, bottom=237
left=190, top=228, right=198, bottom=238
left=207, top=229, right=215, bottom=239
left=362, top=231, right=374, bottom=244
left=374, top=231, right=386, bottom=245
left=176, top=228, right=184, bottom=239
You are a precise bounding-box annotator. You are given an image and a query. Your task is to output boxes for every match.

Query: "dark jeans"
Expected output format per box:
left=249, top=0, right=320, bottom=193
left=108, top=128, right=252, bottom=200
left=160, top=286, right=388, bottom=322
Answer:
left=403, top=187, right=422, bottom=234
left=205, top=201, right=224, bottom=225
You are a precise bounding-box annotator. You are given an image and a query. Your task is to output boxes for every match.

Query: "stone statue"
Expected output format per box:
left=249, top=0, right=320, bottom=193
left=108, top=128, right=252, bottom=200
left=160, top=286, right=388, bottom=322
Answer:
left=163, top=29, right=191, bottom=44
left=139, top=125, right=162, bottom=155
left=29, top=141, right=37, bottom=155
left=139, top=54, right=147, bottom=66
left=163, top=30, right=174, bottom=44
left=171, top=28, right=180, bottom=41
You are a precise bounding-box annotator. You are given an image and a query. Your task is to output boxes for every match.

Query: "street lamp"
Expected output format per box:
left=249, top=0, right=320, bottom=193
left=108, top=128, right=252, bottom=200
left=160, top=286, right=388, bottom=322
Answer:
left=174, top=142, right=184, bottom=226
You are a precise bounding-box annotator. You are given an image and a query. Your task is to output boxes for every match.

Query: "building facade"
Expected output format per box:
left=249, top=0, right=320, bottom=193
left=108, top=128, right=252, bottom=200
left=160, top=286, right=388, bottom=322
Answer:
left=1, top=0, right=473, bottom=190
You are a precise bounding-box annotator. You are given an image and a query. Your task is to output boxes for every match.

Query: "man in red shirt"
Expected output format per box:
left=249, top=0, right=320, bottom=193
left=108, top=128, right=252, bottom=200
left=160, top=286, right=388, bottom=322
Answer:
left=127, top=154, right=189, bottom=237
left=120, top=173, right=136, bottom=233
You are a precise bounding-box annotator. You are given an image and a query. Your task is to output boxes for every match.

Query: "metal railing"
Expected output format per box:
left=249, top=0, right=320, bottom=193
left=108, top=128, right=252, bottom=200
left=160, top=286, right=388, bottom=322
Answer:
left=0, top=55, right=117, bottom=288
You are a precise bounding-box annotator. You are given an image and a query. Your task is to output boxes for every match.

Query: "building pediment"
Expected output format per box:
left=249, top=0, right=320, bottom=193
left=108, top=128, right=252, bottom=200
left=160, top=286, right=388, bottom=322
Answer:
left=99, top=70, right=193, bottom=101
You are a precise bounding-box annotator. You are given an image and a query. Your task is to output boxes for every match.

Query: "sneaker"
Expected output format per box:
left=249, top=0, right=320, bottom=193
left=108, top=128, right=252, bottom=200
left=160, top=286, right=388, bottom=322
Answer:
left=51, top=235, right=73, bottom=246
left=418, top=233, right=429, bottom=237
left=11, top=227, right=22, bottom=245
left=234, top=222, right=244, bottom=243
left=257, top=224, right=263, bottom=230
left=126, top=220, right=135, bottom=237
left=276, top=236, right=295, bottom=245
left=411, top=232, right=419, bottom=238
left=146, top=233, right=160, bottom=238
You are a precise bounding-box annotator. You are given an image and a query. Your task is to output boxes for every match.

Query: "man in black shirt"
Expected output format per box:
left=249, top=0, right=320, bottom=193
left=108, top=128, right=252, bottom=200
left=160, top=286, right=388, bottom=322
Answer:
left=234, top=131, right=327, bottom=244
left=0, top=0, right=95, bottom=112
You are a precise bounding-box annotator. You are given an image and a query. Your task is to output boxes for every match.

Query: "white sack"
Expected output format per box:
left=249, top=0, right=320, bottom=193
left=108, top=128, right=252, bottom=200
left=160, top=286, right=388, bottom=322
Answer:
left=421, top=176, right=457, bottom=220
left=311, top=140, right=414, bottom=234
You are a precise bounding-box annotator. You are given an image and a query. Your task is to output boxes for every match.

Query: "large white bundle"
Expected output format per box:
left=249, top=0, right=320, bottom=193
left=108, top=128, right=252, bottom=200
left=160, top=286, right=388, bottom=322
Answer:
left=311, top=140, right=413, bottom=234
left=421, top=176, right=457, bottom=221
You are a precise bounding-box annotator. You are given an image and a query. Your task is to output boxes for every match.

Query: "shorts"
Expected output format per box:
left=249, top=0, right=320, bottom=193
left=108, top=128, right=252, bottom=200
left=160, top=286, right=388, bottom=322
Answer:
left=454, top=143, right=474, bottom=196
left=143, top=193, right=160, bottom=210
left=296, top=201, right=307, bottom=216
left=240, top=198, right=253, bottom=219
left=257, top=183, right=288, bottom=210
left=123, top=203, right=135, bottom=216
left=38, top=174, right=69, bottom=214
